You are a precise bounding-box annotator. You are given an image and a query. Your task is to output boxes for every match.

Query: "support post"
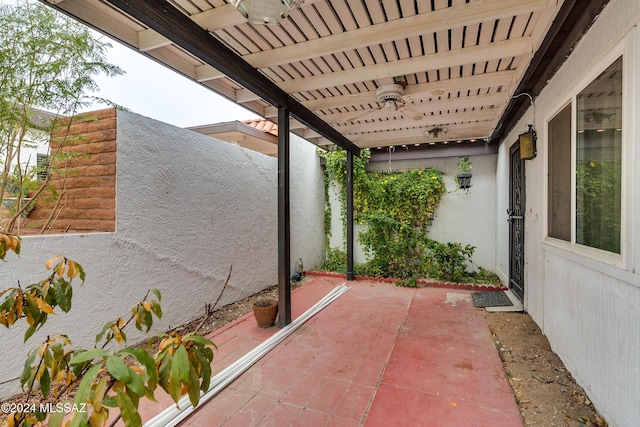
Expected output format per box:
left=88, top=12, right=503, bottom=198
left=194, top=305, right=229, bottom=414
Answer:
left=346, top=150, right=355, bottom=280
left=277, top=106, right=292, bottom=327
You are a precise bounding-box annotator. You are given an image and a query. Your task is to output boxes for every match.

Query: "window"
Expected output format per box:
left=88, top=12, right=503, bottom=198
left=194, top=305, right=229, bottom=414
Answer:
left=576, top=58, right=622, bottom=253
left=548, top=105, right=572, bottom=241
left=36, top=153, right=49, bottom=181
left=547, top=57, right=623, bottom=254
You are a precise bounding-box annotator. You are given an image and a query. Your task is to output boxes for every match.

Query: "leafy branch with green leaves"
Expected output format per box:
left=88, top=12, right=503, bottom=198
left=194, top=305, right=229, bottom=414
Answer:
left=0, top=234, right=216, bottom=427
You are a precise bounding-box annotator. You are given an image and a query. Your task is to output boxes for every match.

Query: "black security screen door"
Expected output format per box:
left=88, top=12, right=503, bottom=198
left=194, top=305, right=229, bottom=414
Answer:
left=508, top=142, right=525, bottom=302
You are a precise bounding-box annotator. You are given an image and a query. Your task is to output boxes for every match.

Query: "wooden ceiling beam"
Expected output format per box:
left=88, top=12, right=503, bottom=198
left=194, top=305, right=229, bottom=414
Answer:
left=261, top=70, right=516, bottom=118
left=243, top=0, right=550, bottom=69
left=352, top=122, right=495, bottom=147
left=136, top=0, right=324, bottom=52
left=244, top=40, right=526, bottom=105
left=44, top=0, right=141, bottom=47
left=300, top=70, right=516, bottom=112
left=322, top=93, right=506, bottom=125
left=264, top=37, right=531, bottom=95
left=138, top=4, right=245, bottom=51
left=102, top=0, right=359, bottom=154
left=196, top=64, right=224, bottom=82
left=334, top=109, right=500, bottom=135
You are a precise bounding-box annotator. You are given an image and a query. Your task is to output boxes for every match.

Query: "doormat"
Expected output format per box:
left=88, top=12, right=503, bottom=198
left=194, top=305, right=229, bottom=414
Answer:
left=471, top=291, right=513, bottom=308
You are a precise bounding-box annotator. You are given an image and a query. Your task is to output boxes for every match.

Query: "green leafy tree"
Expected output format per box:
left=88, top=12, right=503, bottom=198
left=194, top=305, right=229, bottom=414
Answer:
left=0, top=0, right=123, bottom=233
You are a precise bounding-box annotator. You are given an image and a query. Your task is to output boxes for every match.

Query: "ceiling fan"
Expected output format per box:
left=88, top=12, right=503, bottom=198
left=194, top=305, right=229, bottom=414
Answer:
left=344, top=78, right=424, bottom=123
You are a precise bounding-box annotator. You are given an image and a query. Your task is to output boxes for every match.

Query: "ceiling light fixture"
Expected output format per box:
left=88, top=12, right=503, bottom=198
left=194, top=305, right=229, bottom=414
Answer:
left=232, top=0, right=304, bottom=25
left=424, top=127, right=448, bottom=138
left=430, top=88, right=448, bottom=97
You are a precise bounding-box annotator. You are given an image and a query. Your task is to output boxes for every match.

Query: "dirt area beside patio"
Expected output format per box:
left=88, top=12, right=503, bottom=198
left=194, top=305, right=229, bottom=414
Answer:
left=174, top=277, right=308, bottom=336
left=484, top=311, right=607, bottom=426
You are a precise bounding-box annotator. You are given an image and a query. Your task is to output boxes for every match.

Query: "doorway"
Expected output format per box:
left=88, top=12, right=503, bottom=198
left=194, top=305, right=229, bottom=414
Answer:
left=508, top=142, right=525, bottom=302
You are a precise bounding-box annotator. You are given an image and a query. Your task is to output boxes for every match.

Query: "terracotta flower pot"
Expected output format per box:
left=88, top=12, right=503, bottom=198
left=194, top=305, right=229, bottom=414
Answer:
left=252, top=299, right=278, bottom=328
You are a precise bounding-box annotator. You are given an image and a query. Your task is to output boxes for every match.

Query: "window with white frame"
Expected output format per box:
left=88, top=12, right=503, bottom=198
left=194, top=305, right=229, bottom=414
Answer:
left=36, top=153, right=49, bottom=181
left=547, top=56, right=623, bottom=254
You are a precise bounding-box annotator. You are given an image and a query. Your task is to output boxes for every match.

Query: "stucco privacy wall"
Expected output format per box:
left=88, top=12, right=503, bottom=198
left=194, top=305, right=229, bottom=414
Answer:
left=0, top=111, right=325, bottom=398
left=496, top=0, right=640, bottom=425
left=288, top=134, right=326, bottom=270
left=328, top=154, right=498, bottom=272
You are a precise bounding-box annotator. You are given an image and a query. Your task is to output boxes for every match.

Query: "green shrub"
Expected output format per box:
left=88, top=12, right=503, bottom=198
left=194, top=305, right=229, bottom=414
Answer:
left=466, top=267, right=503, bottom=286
left=357, top=213, right=430, bottom=280
left=425, top=241, right=476, bottom=283
left=394, top=277, right=418, bottom=288
left=320, top=247, right=347, bottom=273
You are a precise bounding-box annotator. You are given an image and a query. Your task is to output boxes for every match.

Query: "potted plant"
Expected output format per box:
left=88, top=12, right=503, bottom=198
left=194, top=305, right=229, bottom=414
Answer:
left=252, top=298, right=278, bottom=328
left=455, top=155, right=472, bottom=190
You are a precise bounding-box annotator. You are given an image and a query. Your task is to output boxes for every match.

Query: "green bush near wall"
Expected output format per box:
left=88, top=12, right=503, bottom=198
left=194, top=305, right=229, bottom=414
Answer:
left=318, top=148, right=497, bottom=285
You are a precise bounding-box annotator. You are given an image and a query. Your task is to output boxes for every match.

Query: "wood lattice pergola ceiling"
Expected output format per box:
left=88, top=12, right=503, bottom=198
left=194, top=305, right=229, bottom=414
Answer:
left=44, top=0, right=571, bottom=152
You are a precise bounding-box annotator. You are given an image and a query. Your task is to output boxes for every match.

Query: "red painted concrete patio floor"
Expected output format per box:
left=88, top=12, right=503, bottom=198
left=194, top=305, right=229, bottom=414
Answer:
left=135, top=276, right=523, bottom=426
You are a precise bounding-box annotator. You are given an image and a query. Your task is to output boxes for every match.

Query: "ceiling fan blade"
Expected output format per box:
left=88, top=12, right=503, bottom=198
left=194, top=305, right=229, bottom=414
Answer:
left=401, top=87, right=449, bottom=102
left=343, top=104, right=382, bottom=123
left=398, top=103, right=423, bottom=121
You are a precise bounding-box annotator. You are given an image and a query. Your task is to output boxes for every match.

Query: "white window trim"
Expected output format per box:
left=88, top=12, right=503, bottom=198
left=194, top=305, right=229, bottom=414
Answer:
left=542, top=36, right=633, bottom=271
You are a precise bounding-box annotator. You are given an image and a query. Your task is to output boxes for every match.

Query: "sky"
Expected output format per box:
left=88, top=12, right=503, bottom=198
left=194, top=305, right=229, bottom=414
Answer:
left=86, top=34, right=260, bottom=128
left=1, top=0, right=259, bottom=128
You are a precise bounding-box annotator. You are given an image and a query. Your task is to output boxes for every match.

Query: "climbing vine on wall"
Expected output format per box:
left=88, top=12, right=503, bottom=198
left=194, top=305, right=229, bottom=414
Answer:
left=317, top=147, right=370, bottom=246
left=318, top=148, right=481, bottom=283
left=364, top=169, right=445, bottom=227
left=318, top=148, right=445, bottom=231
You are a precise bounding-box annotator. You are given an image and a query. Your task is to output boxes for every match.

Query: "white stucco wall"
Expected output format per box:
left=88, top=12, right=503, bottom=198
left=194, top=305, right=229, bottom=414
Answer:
left=424, top=154, right=497, bottom=271
left=0, top=111, right=325, bottom=398
left=327, top=182, right=368, bottom=264
left=289, top=134, right=326, bottom=271
left=496, top=1, right=640, bottom=425
left=328, top=153, right=498, bottom=271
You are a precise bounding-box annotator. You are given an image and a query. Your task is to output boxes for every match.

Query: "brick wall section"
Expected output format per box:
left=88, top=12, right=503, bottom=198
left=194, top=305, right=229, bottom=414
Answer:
left=23, top=108, right=116, bottom=234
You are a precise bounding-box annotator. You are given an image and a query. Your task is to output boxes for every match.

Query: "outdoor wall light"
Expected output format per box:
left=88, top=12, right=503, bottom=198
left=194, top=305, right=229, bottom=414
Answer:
left=231, top=0, right=305, bottom=24
left=519, top=125, right=537, bottom=160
